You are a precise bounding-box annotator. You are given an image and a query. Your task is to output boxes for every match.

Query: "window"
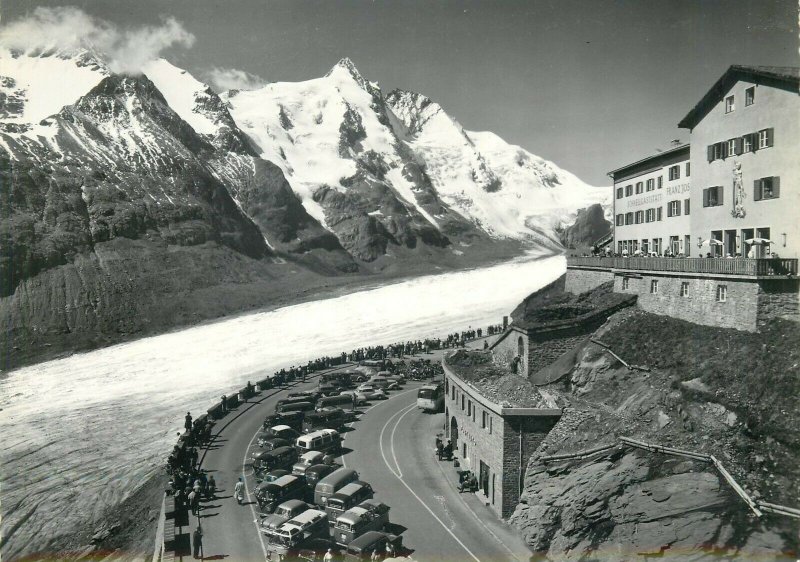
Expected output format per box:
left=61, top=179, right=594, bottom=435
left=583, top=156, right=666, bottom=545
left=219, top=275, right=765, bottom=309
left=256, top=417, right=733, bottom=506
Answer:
left=461, top=395, right=465, bottom=410
left=727, top=139, right=736, bottom=157
left=451, top=385, right=455, bottom=400
left=668, top=165, right=680, bottom=180
left=467, top=400, right=471, bottom=417
left=635, top=182, right=643, bottom=194
left=625, top=184, right=633, bottom=197
left=646, top=178, right=654, bottom=191
left=684, top=199, right=690, bottom=215
left=754, top=177, right=780, bottom=201
left=711, top=143, right=723, bottom=161
left=685, top=162, right=690, bottom=177
left=622, top=277, right=630, bottom=290
left=667, top=200, right=681, bottom=217
left=657, top=176, right=663, bottom=189
left=680, top=282, right=689, bottom=297
left=653, top=238, right=662, bottom=255
left=616, top=187, right=624, bottom=199
left=625, top=212, right=633, bottom=225
left=650, top=280, right=659, bottom=294
left=743, top=134, right=753, bottom=152
left=635, top=211, right=644, bottom=224
left=645, top=208, right=655, bottom=223
left=716, top=285, right=728, bottom=302
left=482, top=411, right=487, bottom=429
left=758, top=128, right=773, bottom=149
left=745, top=86, right=755, bottom=106
left=725, top=95, right=735, bottom=113
left=703, top=186, right=724, bottom=207
left=616, top=214, right=624, bottom=226
left=657, top=207, right=663, bottom=221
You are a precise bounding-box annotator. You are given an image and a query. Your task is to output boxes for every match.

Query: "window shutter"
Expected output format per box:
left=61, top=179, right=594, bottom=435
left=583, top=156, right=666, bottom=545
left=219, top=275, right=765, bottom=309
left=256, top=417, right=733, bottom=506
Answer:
left=773, top=176, right=780, bottom=198
left=721, top=142, right=728, bottom=159
left=753, top=179, right=762, bottom=201
left=718, top=186, right=724, bottom=205
left=675, top=202, right=681, bottom=216
left=703, top=188, right=709, bottom=207
left=735, top=137, right=743, bottom=155
left=657, top=207, right=662, bottom=221
left=766, top=127, right=774, bottom=147
left=707, top=145, right=714, bottom=162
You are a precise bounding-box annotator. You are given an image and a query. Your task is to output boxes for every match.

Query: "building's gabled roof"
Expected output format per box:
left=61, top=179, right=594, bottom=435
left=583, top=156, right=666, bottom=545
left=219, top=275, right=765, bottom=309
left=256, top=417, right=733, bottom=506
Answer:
left=678, top=65, right=800, bottom=130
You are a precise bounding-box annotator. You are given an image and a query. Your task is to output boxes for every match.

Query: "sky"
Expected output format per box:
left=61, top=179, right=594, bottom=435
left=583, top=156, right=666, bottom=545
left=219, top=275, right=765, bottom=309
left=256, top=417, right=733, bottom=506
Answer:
left=3, top=0, right=798, bottom=185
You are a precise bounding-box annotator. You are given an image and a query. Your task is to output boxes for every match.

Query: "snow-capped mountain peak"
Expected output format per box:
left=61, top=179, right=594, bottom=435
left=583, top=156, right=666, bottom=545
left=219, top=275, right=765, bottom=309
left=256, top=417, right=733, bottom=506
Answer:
left=0, top=47, right=109, bottom=128
left=325, top=57, right=381, bottom=97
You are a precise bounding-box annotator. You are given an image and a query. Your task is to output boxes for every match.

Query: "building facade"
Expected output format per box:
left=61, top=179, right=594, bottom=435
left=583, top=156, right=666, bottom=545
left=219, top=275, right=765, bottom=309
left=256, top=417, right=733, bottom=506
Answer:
left=610, top=145, right=692, bottom=257
left=565, top=66, right=799, bottom=332
left=679, top=66, right=800, bottom=259
left=443, top=362, right=561, bottom=518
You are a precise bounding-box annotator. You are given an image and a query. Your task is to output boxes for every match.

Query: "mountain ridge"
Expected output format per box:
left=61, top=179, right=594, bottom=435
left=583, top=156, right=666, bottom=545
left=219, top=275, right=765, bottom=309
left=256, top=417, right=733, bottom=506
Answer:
left=0, top=49, right=607, bottom=368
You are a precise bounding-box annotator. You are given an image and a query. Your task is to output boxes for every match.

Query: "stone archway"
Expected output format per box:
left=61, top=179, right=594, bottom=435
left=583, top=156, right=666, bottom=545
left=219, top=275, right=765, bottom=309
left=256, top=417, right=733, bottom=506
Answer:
left=450, top=416, right=459, bottom=450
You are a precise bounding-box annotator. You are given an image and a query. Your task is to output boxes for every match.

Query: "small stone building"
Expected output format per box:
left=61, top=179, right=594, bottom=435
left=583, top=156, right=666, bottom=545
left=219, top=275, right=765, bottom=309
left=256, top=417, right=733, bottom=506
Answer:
left=442, top=357, right=561, bottom=518
left=491, top=294, right=636, bottom=378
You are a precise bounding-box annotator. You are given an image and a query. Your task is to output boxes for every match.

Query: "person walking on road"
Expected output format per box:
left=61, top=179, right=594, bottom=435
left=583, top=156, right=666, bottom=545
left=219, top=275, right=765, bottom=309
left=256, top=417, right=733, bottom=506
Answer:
left=220, top=395, right=227, bottom=414
left=192, top=525, right=203, bottom=559
left=234, top=477, right=245, bottom=505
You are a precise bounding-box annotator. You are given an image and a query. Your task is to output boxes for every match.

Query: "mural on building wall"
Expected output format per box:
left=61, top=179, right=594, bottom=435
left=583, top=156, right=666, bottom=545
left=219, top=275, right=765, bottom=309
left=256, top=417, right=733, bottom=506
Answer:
left=731, top=161, right=747, bottom=218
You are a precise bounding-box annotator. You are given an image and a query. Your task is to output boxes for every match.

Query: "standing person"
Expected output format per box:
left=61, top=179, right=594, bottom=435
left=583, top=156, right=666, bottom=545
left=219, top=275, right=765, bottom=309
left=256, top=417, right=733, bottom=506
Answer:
left=207, top=475, right=216, bottom=499
left=184, top=412, right=193, bottom=433
left=234, top=477, right=244, bottom=505
left=192, top=525, right=203, bottom=559
left=385, top=540, right=395, bottom=559
left=323, top=548, right=334, bottom=561
left=188, top=489, right=198, bottom=515
left=220, top=395, right=227, bottom=414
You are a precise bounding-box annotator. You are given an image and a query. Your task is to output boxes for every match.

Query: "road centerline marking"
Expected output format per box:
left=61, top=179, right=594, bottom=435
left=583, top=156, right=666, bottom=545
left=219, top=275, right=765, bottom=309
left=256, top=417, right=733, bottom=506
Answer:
left=378, top=394, right=482, bottom=562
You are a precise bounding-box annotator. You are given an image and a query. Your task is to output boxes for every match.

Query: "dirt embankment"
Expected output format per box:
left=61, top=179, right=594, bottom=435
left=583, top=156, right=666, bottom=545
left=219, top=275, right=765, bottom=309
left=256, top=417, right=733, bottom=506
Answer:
left=510, top=307, right=800, bottom=561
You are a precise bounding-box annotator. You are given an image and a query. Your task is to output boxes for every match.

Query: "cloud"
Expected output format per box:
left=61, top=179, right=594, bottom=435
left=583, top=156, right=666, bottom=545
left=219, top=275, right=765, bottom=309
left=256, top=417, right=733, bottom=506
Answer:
left=206, top=67, right=267, bottom=92
left=0, top=6, right=195, bottom=73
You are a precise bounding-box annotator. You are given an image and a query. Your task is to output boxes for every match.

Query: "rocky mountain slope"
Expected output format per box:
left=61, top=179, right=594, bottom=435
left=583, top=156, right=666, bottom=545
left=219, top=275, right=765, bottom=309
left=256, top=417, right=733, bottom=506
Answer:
left=508, top=307, right=799, bottom=560
left=0, top=48, right=607, bottom=368
left=555, top=202, right=612, bottom=251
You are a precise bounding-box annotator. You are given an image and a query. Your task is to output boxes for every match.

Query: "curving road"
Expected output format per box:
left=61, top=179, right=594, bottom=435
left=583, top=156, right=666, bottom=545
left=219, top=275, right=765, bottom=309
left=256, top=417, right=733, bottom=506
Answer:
left=194, top=354, right=532, bottom=561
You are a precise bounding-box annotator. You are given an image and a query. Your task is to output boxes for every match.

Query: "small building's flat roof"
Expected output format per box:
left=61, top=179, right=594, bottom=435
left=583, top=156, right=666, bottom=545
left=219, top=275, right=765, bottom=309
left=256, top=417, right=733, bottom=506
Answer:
left=607, top=144, right=689, bottom=180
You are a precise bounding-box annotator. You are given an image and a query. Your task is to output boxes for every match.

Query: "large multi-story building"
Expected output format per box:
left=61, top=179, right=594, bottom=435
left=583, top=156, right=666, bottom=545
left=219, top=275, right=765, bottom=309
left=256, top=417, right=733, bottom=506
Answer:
left=679, top=66, right=800, bottom=259
left=566, top=65, right=799, bottom=332
left=610, top=144, right=691, bottom=257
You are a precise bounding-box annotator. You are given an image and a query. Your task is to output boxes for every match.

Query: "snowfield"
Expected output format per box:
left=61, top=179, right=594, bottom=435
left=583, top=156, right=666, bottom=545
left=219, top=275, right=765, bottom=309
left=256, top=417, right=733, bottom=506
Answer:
left=0, top=254, right=564, bottom=559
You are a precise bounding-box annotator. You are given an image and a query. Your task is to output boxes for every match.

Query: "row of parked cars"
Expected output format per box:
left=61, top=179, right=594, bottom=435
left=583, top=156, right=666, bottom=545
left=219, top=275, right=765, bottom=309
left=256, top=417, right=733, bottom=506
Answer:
left=251, top=373, right=406, bottom=559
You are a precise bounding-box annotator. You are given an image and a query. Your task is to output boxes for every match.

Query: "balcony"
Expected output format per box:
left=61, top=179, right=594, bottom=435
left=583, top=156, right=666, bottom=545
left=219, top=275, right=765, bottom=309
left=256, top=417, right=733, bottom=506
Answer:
left=566, top=256, right=798, bottom=277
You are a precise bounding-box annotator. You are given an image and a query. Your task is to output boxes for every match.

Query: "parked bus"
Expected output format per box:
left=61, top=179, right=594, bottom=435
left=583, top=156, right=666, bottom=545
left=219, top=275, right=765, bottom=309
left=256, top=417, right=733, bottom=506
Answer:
left=266, top=509, right=329, bottom=559
left=318, top=394, right=356, bottom=410
left=416, top=383, right=444, bottom=412
left=344, top=531, right=402, bottom=561
left=263, top=411, right=305, bottom=432
left=255, top=474, right=306, bottom=513
left=333, top=500, right=390, bottom=546
left=324, top=481, right=374, bottom=527
left=296, top=429, right=342, bottom=456
left=277, top=400, right=316, bottom=415
left=314, top=468, right=360, bottom=506
left=302, top=409, right=347, bottom=433
left=253, top=446, right=298, bottom=475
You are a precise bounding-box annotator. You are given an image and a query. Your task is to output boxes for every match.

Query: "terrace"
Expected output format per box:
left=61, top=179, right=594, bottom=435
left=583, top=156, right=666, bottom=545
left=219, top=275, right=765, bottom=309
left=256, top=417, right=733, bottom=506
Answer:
left=567, top=256, right=798, bottom=277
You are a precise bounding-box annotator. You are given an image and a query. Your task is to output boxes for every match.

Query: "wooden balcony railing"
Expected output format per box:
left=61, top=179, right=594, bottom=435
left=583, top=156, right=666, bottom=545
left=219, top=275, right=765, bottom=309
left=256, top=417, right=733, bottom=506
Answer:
left=566, top=256, right=798, bottom=276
